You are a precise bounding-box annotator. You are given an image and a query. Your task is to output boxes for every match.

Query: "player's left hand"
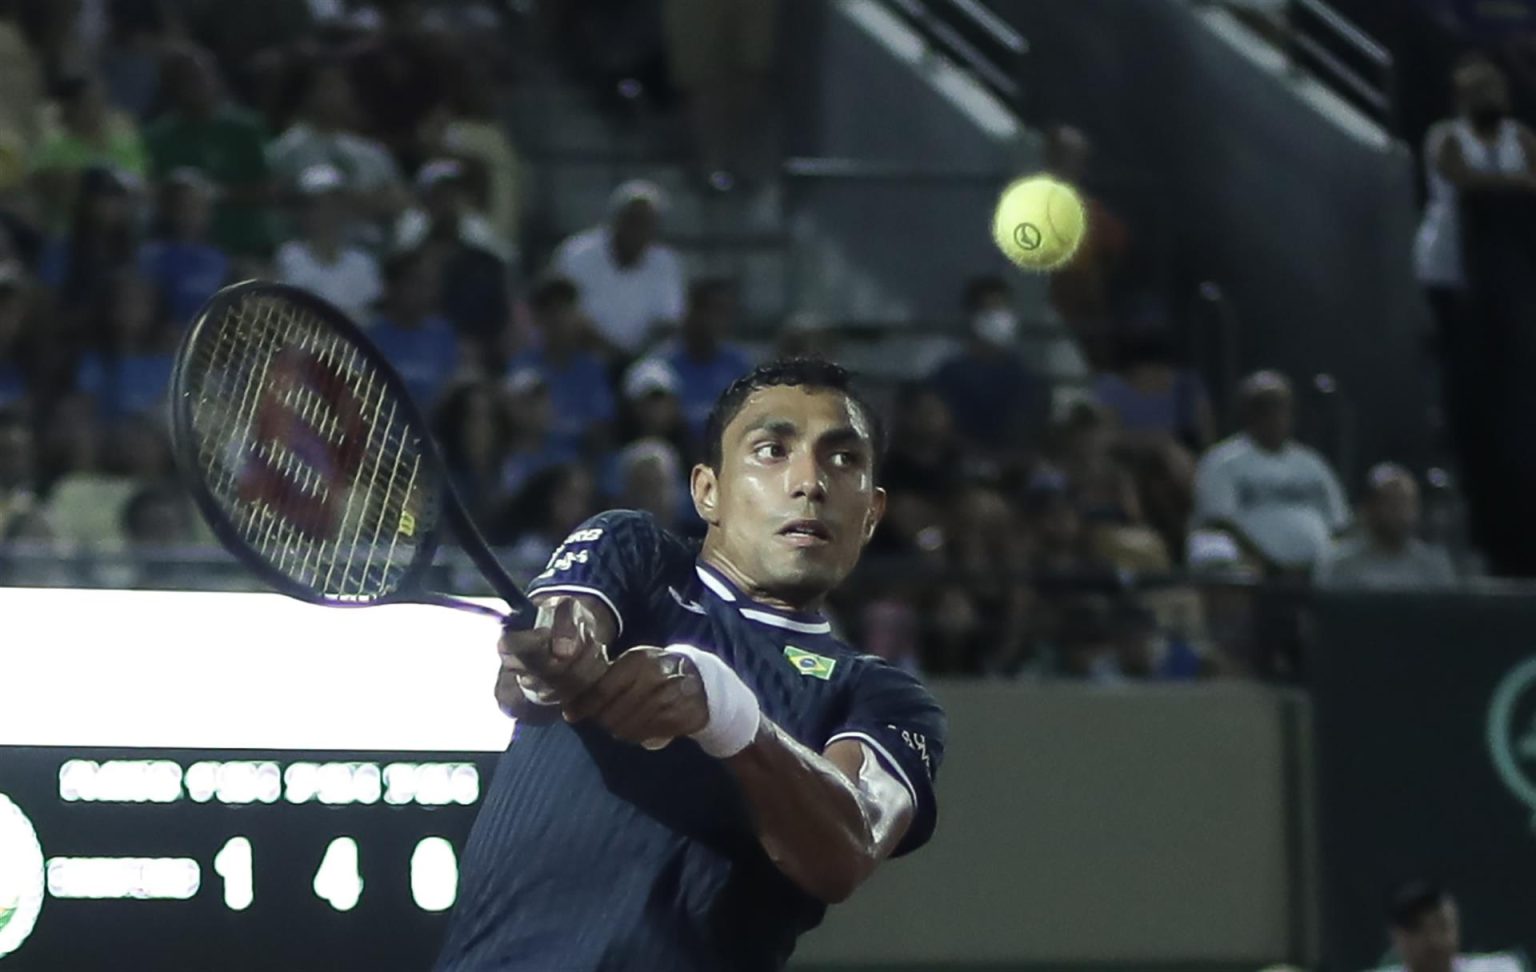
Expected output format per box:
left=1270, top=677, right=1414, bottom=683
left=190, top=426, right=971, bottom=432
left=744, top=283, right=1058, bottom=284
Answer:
left=560, top=647, right=709, bottom=749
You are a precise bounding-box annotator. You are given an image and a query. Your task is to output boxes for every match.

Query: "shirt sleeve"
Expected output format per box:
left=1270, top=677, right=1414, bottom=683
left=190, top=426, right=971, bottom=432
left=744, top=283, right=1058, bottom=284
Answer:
left=825, top=661, right=948, bottom=857
left=1192, top=452, right=1238, bottom=524
left=524, top=509, right=667, bottom=637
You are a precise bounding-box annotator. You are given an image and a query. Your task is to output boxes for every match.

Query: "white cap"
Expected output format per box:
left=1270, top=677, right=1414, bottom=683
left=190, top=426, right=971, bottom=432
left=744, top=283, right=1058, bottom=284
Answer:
left=297, top=163, right=345, bottom=196
left=506, top=367, right=546, bottom=397
left=622, top=358, right=679, bottom=401
left=608, top=179, right=668, bottom=217
left=416, top=158, right=466, bottom=192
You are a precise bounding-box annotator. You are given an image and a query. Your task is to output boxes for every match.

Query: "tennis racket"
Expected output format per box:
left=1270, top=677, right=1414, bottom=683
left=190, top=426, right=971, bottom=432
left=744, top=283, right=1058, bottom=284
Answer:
left=170, top=280, right=533, bottom=627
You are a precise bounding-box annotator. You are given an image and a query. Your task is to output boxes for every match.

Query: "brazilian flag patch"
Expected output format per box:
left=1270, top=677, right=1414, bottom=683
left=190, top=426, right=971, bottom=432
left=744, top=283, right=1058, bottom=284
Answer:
left=784, top=646, right=837, bottom=680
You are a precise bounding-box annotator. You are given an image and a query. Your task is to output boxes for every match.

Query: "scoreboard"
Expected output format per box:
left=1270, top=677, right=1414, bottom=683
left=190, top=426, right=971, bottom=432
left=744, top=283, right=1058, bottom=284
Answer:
left=0, top=588, right=510, bottom=971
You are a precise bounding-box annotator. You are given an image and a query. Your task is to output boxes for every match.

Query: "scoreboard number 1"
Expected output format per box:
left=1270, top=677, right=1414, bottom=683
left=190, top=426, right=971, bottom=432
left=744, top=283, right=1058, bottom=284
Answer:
left=213, top=837, right=253, bottom=910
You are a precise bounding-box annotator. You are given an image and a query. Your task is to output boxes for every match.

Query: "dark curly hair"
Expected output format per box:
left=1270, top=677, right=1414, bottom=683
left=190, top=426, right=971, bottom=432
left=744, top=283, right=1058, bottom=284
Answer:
left=702, top=357, right=884, bottom=476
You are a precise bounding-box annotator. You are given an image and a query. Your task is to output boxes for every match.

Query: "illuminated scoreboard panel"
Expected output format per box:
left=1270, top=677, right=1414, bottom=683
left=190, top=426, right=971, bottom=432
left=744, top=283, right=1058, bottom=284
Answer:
left=0, top=589, right=512, bottom=971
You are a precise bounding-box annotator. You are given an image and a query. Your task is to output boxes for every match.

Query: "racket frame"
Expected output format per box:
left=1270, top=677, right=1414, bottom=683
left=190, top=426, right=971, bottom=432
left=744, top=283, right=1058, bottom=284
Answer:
left=170, top=280, right=532, bottom=624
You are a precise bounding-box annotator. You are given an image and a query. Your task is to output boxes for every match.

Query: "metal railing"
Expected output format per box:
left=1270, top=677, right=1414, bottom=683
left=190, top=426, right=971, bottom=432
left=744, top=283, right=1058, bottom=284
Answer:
left=881, top=0, right=1031, bottom=119
left=1285, top=0, right=1397, bottom=128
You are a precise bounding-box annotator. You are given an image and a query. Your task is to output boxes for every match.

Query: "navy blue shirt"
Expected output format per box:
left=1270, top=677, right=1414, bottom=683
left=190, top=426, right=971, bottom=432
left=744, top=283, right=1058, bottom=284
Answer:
left=437, top=511, right=946, bottom=971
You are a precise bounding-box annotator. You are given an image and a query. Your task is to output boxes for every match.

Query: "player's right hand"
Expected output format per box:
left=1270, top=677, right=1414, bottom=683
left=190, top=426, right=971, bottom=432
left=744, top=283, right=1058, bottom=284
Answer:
left=495, top=596, right=609, bottom=720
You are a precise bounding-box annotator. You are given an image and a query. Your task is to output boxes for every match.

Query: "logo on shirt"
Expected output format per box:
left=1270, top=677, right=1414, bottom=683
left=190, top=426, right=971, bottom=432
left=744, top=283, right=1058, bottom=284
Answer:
left=890, top=724, right=933, bottom=775
left=1488, top=657, right=1536, bottom=830
left=784, top=646, right=837, bottom=680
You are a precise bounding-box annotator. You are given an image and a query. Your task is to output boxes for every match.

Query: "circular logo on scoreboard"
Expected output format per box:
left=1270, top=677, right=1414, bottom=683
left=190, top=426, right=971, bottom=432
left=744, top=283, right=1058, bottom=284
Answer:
left=0, top=793, right=44, bottom=959
left=1487, top=657, right=1536, bottom=826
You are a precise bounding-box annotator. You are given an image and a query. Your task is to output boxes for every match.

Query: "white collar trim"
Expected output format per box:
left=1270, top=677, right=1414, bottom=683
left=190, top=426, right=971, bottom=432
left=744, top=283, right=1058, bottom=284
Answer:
left=694, top=564, right=833, bottom=634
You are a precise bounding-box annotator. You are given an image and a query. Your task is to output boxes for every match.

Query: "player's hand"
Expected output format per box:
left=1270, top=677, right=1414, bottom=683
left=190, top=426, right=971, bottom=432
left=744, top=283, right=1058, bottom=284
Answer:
left=559, top=647, right=709, bottom=749
left=495, top=598, right=609, bottom=720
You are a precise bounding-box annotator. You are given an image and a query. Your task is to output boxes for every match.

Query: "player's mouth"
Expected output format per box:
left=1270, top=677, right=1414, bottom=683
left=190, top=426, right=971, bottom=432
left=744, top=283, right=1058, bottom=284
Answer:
left=778, top=518, right=832, bottom=547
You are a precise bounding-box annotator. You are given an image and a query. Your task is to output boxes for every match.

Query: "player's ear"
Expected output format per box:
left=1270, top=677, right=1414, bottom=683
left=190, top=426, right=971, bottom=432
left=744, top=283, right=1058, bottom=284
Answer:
left=861, top=487, right=887, bottom=544
left=691, top=462, right=721, bottom=526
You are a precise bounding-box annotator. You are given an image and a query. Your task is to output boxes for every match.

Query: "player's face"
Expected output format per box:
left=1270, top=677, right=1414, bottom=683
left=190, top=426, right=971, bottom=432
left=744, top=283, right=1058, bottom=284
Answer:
left=695, top=385, right=885, bottom=607
left=1392, top=898, right=1459, bottom=972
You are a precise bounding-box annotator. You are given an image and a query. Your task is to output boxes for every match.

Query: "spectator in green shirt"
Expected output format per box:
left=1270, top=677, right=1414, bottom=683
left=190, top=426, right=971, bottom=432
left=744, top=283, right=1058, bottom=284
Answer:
left=32, top=74, right=149, bottom=229
left=143, top=45, right=274, bottom=258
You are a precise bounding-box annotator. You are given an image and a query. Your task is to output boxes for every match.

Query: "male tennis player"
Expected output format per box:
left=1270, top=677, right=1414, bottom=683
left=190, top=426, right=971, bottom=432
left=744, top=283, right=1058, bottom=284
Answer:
left=435, top=358, right=946, bottom=971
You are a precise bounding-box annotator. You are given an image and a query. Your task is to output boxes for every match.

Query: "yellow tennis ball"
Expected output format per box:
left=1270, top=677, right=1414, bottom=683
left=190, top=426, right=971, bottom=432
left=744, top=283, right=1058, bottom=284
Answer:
left=992, top=175, right=1087, bottom=271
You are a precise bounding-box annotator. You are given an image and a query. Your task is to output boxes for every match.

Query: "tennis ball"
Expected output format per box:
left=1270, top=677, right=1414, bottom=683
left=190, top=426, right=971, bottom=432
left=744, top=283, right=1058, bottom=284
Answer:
left=991, top=175, right=1087, bottom=272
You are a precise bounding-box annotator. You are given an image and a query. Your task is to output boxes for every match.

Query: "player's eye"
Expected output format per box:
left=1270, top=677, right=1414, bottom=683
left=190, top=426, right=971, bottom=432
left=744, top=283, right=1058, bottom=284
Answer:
left=753, top=441, right=786, bottom=461
left=830, top=450, right=862, bottom=468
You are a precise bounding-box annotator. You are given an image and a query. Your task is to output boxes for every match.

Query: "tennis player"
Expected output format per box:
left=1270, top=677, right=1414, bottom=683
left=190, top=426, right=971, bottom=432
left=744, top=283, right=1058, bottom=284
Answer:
left=435, top=359, right=947, bottom=970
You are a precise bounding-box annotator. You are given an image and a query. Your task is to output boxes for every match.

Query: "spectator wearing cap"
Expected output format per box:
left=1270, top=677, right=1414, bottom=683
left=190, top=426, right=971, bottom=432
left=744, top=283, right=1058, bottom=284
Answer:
left=1315, top=464, right=1457, bottom=590
left=32, top=74, right=149, bottom=227
left=368, top=250, right=459, bottom=409
left=499, top=367, right=578, bottom=500
left=615, top=357, right=691, bottom=459
left=274, top=163, right=382, bottom=324
left=551, top=180, right=685, bottom=357
left=144, top=45, right=274, bottom=257
left=1192, top=370, right=1350, bottom=574
left=927, top=275, right=1050, bottom=459
left=398, top=159, right=511, bottom=345
left=504, top=276, right=615, bottom=455
left=268, top=58, right=407, bottom=237
left=138, top=168, right=230, bottom=324
left=652, top=278, right=754, bottom=441
left=38, top=165, right=142, bottom=313
left=611, top=437, right=693, bottom=534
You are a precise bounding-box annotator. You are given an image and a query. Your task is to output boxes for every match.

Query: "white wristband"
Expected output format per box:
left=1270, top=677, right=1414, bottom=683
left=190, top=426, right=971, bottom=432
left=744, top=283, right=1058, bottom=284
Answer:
left=664, top=644, right=762, bottom=758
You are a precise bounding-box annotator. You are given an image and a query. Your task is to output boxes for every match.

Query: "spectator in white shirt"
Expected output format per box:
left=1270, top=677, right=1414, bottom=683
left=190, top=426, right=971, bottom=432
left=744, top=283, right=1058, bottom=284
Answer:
left=1315, top=463, right=1457, bottom=590
left=1371, top=881, right=1522, bottom=972
left=551, top=180, right=685, bottom=357
left=275, top=163, right=382, bottom=324
left=1192, top=370, right=1349, bottom=573
left=268, top=59, right=407, bottom=238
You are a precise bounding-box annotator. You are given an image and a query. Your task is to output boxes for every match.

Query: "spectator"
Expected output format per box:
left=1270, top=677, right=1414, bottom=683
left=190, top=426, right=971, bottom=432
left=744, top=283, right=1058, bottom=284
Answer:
left=1020, top=469, right=1113, bottom=584
left=74, top=270, right=174, bottom=420
left=552, top=180, right=685, bottom=357
left=274, top=163, right=382, bottom=323
left=881, top=383, right=965, bottom=505
left=662, top=0, right=779, bottom=191
left=138, top=167, right=229, bottom=324
left=1108, top=598, right=1207, bottom=681
left=500, top=367, right=578, bottom=501
left=612, top=437, right=689, bottom=533
left=268, top=58, right=406, bottom=237
left=432, top=380, right=513, bottom=525
left=42, top=409, right=170, bottom=549
left=501, top=462, right=597, bottom=572
left=1315, top=463, right=1458, bottom=590
left=98, top=0, right=171, bottom=121
left=1094, top=321, right=1215, bottom=453
left=144, top=45, right=273, bottom=257
left=858, top=597, right=922, bottom=674
left=38, top=164, right=141, bottom=312
left=0, top=263, right=32, bottom=410
left=928, top=275, right=1050, bottom=459
left=1043, top=125, right=1131, bottom=370
left=1192, top=370, right=1350, bottom=574
left=655, top=278, right=754, bottom=439
left=615, top=356, right=691, bottom=458
left=922, top=584, right=986, bottom=676
left=31, top=73, right=148, bottom=225
left=368, top=250, right=459, bottom=409
left=121, top=482, right=199, bottom=589
left=1414, top=57, right=1536, bottom=319
left=400, top=159, right=510, bottom=345
left=418, top=62, right=523, bottom=247
left=504, top=276, right=614, bottom=454
left=1053, top=597, right=1118, bottom=680
left=0, top=408, right=37, bottom=535
left=1045, top=401, right=1170, bottom=572
left=1373, top=882, right=1522, bottom=972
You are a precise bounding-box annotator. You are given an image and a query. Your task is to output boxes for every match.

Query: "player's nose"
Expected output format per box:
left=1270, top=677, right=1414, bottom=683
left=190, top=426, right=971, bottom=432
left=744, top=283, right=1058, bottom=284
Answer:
left=786, top=450, right=827, bottom=502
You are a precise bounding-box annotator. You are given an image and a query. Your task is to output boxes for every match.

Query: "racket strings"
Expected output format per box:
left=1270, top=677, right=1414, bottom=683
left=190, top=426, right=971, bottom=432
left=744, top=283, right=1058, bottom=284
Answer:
left=182, top=295, right=429, bottom=601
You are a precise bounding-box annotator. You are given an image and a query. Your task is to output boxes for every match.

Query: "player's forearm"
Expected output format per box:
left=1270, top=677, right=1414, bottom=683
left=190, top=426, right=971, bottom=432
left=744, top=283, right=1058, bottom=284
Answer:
left=725, top=720, right=883, bottom=903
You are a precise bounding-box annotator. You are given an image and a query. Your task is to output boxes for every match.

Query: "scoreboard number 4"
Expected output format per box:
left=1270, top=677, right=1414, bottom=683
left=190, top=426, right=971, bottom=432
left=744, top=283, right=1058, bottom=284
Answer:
left=214, top=836, right=459, bottom=913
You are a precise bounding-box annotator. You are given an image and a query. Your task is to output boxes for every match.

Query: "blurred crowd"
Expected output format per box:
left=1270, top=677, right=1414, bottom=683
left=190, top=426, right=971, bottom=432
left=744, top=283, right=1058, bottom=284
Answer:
left=0, top=0, right=1472, bottom=686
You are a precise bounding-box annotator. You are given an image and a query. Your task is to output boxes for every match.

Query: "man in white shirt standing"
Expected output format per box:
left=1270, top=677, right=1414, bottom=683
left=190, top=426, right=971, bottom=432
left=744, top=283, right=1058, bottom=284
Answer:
left=1370, top=882, right=1523, bottom=972
left=551, top=180, right=685, bottom=358
left=1192, top=370, right=1349, bottom=574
